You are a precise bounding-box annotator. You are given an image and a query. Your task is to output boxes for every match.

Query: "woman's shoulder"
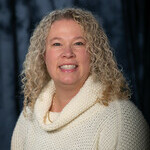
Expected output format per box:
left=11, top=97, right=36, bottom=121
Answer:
left=104, top=99, right=145, bottom=120
left=113, top=99, right=149, bottom=126
left=95, top=99, right=150, bottom=149
left=96, top=99, right=150, bottom=138
left=17, top=107, right=34, bottom=123
left=107, top=99, right=150, bottom=149
left=102, top=99, right=149, bottom=129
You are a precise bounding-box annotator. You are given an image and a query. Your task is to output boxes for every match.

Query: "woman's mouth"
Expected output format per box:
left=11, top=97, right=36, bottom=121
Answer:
left=59, top=65, right=78, bottom=72
left=60, top=65, right=77, bottom=69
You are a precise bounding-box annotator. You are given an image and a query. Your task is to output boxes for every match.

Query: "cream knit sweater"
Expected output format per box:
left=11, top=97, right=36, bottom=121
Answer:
left=11, top=76, right=150, bottom=150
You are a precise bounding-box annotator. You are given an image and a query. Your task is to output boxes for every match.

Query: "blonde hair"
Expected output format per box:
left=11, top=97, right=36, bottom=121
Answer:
left=22, top=8, right=131, bottom=112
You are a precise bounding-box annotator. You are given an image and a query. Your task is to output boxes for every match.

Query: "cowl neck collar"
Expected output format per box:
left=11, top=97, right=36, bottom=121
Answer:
left=34, top=76, right=103, bottom=131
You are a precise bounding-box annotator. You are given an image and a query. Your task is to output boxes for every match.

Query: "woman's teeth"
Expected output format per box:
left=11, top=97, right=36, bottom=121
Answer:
left=60, top=65, right=77, bottom=69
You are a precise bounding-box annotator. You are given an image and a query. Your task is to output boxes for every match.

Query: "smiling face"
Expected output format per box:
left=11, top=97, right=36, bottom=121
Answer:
left=45, top=19, right=90, bottom=89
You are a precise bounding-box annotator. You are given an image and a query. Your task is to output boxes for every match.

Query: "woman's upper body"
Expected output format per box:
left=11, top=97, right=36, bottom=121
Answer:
left=11, top=8, right=150, bottom=150
left=11, top=76, right=150, bottom=150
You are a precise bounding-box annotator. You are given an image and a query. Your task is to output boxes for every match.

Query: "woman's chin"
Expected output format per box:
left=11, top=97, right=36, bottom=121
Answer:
left=59, top=78, right=78, bottom=86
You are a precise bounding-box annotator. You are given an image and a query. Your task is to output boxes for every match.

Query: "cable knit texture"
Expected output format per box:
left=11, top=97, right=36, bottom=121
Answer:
left=11, top=76, right=150, bottom=150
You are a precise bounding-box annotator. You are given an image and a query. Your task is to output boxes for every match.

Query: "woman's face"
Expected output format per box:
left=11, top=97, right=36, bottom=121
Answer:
left=45, top=19, right=90, bottom=89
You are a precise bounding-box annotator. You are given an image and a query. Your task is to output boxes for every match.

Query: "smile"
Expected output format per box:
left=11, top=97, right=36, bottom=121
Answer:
left=59, top=65, right=78, bottom=70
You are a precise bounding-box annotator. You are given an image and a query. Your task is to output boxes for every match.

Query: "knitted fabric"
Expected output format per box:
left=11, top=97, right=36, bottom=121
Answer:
left=11, top=76, right=150, bottom=150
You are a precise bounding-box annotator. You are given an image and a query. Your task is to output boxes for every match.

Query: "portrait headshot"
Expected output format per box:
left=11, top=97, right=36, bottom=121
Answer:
left=0, top=1, right=149, bottom=150
left=11, top=8, right=149, bottom=150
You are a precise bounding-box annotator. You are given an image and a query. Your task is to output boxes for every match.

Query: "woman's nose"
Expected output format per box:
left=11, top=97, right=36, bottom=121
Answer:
left=61, top=45, right=75, bottom=58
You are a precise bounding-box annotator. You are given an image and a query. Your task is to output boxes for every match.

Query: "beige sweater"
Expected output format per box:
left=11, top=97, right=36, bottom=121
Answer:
left=11, top=76, right=150, bottom=150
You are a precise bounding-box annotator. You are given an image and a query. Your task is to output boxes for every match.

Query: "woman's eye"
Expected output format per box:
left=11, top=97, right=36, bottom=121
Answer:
left=53, top=43, right=61, bottom=46
left=75, top=42, right=84, bottom=46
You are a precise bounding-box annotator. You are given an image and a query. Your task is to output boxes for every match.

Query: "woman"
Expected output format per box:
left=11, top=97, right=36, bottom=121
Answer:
left=11, top=8, right=149, bottom=149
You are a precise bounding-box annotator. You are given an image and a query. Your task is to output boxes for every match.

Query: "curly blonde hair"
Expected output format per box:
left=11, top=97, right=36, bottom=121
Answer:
left=22, top=8, right=131, bottom=112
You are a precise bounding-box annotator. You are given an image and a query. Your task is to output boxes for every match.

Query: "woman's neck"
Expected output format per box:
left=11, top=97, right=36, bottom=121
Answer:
left=50, top=84, right=82, bottom=112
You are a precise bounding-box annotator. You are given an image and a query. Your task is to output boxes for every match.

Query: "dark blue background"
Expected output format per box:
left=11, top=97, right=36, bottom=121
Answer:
left=0, top=0, right=149, bottom=149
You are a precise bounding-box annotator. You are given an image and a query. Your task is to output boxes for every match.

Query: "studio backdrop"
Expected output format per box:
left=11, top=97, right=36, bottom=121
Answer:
left=0, top=0, right=149, bottom=150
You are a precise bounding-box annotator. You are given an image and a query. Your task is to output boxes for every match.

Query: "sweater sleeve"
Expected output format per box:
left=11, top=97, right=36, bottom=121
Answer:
left=116, top=100, right=150, bottom=150
left=11, top=111, right=29, bottom=150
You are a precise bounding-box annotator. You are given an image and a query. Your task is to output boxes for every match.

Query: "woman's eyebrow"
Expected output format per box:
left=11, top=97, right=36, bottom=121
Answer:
left=49, top=36, right=85, bottom=42
left=49, top=37, right=62, bottom=42
left=73, top=36, right=85, bottom=40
